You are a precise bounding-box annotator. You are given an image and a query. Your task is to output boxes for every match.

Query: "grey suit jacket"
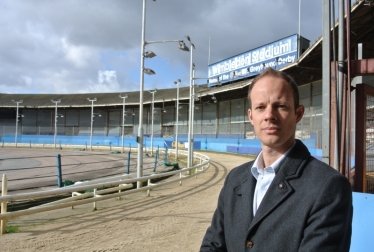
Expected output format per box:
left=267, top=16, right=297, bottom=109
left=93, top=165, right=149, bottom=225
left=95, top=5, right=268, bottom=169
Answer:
left=200, top=140, right=353, bottom=252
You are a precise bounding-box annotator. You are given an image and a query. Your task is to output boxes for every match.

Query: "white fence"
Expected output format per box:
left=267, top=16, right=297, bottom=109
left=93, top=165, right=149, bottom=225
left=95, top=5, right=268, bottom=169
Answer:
left=0, top=149, right=210, bottom=234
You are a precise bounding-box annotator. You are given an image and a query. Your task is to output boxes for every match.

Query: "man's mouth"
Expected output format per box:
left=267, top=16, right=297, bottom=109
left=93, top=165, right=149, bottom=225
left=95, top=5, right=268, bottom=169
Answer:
left=263, top=126, right=280, bottom=133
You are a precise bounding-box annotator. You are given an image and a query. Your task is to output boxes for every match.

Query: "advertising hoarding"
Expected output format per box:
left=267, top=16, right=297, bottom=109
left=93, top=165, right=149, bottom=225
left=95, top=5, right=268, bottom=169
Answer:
left=208, top=34, right=298, bottom=86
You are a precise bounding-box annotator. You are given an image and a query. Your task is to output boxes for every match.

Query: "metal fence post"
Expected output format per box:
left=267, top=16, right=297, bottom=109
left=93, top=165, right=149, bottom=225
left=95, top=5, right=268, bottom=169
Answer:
left=154, top=150, right=159, bottom=172
left=59, top=141, right=62, bottom=150
left=109, top=142, right=112, bottom=151
left=29, top=140, right=31, bottom=148
left=127, top=151, right=131, bottom=174
left=164, top=147, right=168, bottom=162
left=56, top=154, right=62, bottom=188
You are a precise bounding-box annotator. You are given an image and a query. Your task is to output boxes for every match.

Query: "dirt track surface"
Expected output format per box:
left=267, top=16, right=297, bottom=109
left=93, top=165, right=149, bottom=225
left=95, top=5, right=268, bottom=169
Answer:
left=0, top=147, right=155, bottom=192
left=0, top=152, right=252, bottom=252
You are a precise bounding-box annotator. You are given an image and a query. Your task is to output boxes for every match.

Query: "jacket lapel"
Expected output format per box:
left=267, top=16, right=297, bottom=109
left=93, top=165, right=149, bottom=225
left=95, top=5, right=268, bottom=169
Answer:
left=249, top=173, right=293, bottom=229
left=247, top=140, right=311, bottom=231
left=233, top=166, right=257, bottom=233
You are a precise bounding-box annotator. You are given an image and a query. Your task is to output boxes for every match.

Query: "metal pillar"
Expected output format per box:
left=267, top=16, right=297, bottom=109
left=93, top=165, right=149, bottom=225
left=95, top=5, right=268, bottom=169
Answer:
left=120, top=94, right=128, bottom=153
left=174, top=79, right=181, bottom=160
left=149, top=90, right=157, bottom=156
left=87, top=98, right=97, bottom=151
left=52, top=99, right=61, bottom=149
left=187, top=39, right=195, bottom=168
left=137, top=0, right=147, bottom=188
left=12, top=100, right=23, bottom=148
left=322, top=0, right=331, bottom=165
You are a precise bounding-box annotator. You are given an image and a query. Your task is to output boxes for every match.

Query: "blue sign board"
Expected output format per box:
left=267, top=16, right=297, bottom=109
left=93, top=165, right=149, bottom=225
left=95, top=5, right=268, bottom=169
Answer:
left=208, top=34, right=299, bottom=86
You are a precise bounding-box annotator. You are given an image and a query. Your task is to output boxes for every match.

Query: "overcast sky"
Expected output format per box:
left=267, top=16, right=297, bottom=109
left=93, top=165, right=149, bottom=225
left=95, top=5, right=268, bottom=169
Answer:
left=0, top=0, right=326, bottom=94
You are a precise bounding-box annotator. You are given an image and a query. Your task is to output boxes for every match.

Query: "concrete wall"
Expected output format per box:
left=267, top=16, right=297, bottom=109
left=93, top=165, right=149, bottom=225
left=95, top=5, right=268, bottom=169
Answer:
left=1, top=134, right=322, bottom=159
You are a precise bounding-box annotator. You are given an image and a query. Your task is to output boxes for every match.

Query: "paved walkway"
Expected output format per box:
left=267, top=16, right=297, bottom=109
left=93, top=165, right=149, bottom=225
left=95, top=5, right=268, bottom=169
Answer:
left=0, top=151, right=253, bottom=252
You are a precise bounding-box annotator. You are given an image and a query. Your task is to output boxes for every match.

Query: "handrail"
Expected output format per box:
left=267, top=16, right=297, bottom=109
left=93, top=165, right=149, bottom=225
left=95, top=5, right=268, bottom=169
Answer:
left=0, top=150, right=210, bottom=234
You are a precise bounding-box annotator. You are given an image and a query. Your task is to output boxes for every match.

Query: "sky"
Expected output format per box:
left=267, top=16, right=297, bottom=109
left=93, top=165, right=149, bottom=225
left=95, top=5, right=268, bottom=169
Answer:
left=0, top=0, right=326, bottom=94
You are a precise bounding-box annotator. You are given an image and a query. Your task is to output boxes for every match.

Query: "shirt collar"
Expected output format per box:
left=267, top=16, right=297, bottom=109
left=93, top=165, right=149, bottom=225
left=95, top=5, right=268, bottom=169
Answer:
left=250, top=141, right=296, bottom=180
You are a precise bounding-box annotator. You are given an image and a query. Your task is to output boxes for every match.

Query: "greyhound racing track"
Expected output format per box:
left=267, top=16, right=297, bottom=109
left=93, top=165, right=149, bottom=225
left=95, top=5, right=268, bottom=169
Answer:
left=0, top=148, right=138, bottom=192
left=0, top=151, right=252, bottom=252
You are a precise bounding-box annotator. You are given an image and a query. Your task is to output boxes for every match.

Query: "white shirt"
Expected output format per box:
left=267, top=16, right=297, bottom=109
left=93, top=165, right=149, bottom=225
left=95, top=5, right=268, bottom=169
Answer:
left=251, top=143, right=295, bottom=216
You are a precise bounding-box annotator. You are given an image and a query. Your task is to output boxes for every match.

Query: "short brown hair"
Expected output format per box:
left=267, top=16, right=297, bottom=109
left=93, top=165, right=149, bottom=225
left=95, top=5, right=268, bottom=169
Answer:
left=247, top=67, right=299, bottom=110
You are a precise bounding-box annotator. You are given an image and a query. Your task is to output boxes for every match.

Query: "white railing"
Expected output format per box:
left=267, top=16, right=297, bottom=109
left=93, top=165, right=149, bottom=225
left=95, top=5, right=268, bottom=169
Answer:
left=0, top=150, right=210, bottom=234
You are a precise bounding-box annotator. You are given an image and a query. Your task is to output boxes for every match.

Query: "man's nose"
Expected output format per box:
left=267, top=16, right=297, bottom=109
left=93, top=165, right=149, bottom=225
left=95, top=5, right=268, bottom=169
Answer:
left=264, top=106, right=276, bottom=121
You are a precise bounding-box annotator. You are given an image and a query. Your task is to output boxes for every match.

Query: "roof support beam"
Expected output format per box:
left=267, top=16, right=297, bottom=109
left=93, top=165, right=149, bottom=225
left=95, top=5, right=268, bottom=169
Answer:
left=351, top=59, right=374, bottom=76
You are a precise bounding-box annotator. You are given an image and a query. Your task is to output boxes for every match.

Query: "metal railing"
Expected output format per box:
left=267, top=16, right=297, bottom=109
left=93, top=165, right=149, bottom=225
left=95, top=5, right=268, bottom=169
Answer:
left=0, top=149, right=210, bottom=234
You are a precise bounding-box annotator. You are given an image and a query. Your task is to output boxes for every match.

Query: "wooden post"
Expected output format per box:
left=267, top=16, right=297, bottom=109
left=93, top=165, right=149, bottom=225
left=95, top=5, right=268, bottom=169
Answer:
left=1, top=174, right=8, bottom=234
left=93, top=188, right=97, bottom=210
left=147, top=179, right=151, bottom=197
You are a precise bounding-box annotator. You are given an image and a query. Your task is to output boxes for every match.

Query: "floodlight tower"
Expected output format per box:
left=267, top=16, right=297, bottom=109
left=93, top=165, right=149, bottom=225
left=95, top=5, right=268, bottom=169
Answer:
left=120, top=94, right=128, bottom=153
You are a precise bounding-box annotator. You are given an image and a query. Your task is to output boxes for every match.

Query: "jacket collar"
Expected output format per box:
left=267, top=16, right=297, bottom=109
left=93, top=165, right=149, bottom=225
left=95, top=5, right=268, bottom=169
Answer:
left=240, top=140, right=311, bottom=184
left=277, top=139, right=311, bottom=179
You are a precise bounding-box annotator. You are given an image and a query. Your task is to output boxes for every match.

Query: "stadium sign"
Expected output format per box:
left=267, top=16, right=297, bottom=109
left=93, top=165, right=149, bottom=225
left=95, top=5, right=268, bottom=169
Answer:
left=208, top=34, right=299, bottom=86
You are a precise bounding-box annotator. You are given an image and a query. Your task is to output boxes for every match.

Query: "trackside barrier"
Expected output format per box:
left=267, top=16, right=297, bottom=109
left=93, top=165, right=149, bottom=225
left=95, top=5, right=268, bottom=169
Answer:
left=67, top=175, right=134, bottom=209
left=1, top=174, right=8, bottom=234
left=0, top=151, right=210, bottom=234
left=35, top=174, right=134, bottom=210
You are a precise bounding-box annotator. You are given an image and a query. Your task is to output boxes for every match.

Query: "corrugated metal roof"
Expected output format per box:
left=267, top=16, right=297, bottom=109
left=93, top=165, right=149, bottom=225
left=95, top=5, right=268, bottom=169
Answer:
left=0, top=81, right=256, bottom=109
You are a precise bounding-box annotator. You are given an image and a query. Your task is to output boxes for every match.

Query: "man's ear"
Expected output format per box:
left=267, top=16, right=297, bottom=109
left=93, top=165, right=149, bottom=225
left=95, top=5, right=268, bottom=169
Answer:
left=248, top=109, right=253, bottom=125
left=295, top=105, right=304, bottom=123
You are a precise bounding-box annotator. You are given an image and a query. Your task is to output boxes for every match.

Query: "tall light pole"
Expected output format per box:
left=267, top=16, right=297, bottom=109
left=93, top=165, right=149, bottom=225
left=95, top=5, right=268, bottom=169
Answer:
left=87, top=98, right=97, bottom=151
left=191, top=65, right=196, bottom=143
left=186, top=35, right=195, bottom=168
left=51, top=99, right=61, bottom=149
left=137, top=0, right=148, bottom=189
left=120, top=94, right=128, bottom=153
left=12, top=100, right=23, bottom=148
left=174, top=79, right=181, bottom=160
left=149, top=89, right=157, bottom=156
left=298, top=0, right=301, bottom=57
left=137, top=0, right=189, bottom=188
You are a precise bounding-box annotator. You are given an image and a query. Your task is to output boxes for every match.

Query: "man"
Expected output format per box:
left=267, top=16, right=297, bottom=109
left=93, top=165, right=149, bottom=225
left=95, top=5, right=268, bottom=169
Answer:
left=200, top=68, right=353, bottom=252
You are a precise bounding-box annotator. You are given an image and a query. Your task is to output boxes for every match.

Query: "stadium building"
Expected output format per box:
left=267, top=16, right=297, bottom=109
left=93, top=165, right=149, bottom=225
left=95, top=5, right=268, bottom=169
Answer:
left=1, top=1, right=374, bottom=192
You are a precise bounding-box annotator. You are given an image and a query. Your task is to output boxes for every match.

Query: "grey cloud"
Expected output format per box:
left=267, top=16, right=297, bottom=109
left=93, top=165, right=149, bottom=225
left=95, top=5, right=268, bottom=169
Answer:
left=0, top=0, right=324, bottom=94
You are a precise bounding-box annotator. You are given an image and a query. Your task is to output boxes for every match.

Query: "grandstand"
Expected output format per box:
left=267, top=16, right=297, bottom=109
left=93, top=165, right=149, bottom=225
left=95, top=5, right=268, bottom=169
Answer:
left=1, top=1, right=374, bottom=161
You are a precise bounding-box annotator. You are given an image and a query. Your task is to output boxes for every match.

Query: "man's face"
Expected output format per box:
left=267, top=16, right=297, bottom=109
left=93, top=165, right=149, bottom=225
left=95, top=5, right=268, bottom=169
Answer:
left=248, top=75, right=304, bottom=151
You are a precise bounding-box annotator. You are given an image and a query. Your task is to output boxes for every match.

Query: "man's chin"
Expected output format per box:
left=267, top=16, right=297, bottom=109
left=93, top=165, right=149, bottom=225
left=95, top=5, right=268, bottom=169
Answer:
left=259, top=136, right=286, bottom=148
left=260, top=135, right=280, bottom=143
left=261, top=139, right=280, bottom=147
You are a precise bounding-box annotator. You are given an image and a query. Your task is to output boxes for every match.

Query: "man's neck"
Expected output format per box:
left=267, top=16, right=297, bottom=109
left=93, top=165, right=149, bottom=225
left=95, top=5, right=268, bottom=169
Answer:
left=261, top=140, right=295, bottom=167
